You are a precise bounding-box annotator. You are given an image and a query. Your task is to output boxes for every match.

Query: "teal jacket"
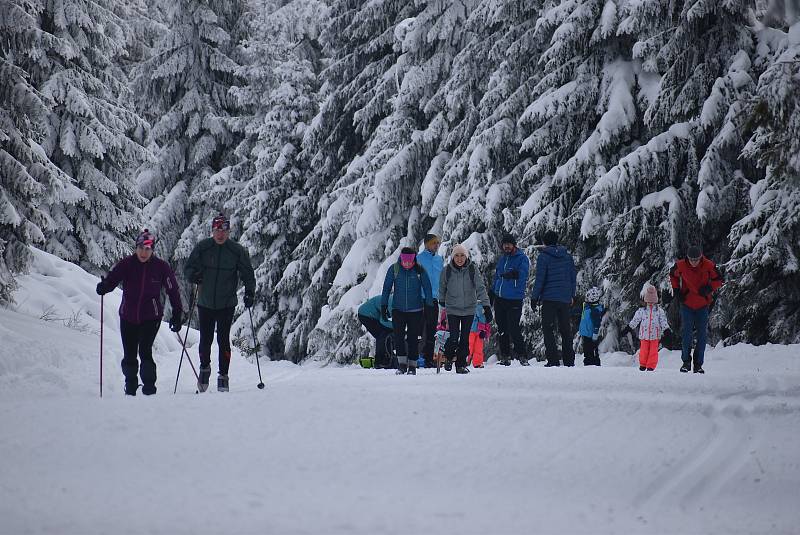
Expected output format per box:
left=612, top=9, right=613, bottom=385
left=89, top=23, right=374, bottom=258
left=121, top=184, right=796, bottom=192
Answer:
left=184, top=238, right=256, bottom=310
left=358, top=295, right=393, bottom=329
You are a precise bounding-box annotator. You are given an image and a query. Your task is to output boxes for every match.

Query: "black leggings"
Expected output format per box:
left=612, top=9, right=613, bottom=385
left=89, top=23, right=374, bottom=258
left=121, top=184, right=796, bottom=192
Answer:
left=197, top=306, right=235, bottom=375
left=392, top=309, right=423, bottom=368
left=120, top=318, right=161, bottom=388
left=445, top=314, right=474, bottom=368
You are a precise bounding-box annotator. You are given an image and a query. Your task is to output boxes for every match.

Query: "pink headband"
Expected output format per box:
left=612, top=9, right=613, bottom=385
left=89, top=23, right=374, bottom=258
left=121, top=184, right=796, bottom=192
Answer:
left=400, top=253, right=416, bottom=264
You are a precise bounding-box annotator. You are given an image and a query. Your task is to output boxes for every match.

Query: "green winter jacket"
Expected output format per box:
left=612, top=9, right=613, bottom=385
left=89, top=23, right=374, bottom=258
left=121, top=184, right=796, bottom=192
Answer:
left=184, top=238, right=256, bottom=310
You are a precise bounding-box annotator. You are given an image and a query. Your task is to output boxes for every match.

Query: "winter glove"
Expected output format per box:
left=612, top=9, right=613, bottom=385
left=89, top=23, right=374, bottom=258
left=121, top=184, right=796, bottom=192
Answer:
left=483, top=306, right=493, bottom=323
left=488, top=290, right=496, bottom=306
left=190, top=272, right=203, bottom=284
left=662, top=291, right=673, bottom=305
left=169, top=310, right=183, bottom=332
left=501, top=269, right=520, bottom=280
left=380, top=304, right=389, bottom=321
left=243, top=294, right=255, bottom=308
left=661, top=329, right=672, bottom=350
left=699, top=284, right=712, bottom=296
left=432, top=298, right=439, bottom=308
left=592, top=332, right=599, bottom=342
left=621, top=326, right=636, bottom=339
left=478, top=330, right=487, bottom=339
left=96, top=278, right=109, bottom=296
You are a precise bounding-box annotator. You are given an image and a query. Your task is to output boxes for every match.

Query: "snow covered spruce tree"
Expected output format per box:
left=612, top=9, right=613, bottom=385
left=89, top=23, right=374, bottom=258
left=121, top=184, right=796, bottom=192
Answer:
left=303, top=0, right=485, bottom=363
left=0, top=0, right=82, bottom=302
left=35, top=0, right=149, bottom=272
left=724, top=17, right=800, bottom=344
left=134, top=0, right=247, bottom=270
left=578, top=0, right=756, bottom=344
left=226, top=0, right=327, bottom=358
left=264, top=0, right=421, bottom=362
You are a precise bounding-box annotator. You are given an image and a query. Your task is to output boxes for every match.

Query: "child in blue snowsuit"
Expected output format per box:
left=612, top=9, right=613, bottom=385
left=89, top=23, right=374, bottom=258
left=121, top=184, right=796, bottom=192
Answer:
left=579, top=287, right=605, bottom=366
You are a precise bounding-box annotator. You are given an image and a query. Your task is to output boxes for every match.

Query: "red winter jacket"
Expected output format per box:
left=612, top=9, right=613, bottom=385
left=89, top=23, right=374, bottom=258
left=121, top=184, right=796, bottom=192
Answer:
left=669, top=257, right=723, bottom=310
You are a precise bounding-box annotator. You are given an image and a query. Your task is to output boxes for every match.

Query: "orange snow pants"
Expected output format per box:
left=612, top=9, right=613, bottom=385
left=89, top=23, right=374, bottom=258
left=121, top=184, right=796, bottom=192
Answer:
left=639, top=339, right=659, bottom=369
left=469, top=332, right=484, bottom=367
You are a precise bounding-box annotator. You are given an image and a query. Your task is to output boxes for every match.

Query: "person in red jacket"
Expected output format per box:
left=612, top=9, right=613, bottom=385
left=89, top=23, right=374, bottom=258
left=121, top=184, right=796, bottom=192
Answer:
left=669, top=245, right=723, bottom=374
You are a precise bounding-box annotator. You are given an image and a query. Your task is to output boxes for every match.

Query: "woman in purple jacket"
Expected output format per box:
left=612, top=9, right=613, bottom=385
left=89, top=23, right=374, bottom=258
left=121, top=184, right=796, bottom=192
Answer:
left=96, top=230, right=183, bottom=395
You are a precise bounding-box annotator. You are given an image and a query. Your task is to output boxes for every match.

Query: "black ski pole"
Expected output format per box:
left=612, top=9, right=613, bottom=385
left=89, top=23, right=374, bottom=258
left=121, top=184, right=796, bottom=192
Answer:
left=247, top=307, right=265, bottom=389
left=174, top=284, right=200, bottom=394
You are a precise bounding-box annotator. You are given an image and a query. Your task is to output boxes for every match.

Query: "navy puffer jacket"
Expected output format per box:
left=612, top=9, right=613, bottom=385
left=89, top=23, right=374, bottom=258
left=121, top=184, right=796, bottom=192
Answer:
left=531, top=245, right=577, bottom=304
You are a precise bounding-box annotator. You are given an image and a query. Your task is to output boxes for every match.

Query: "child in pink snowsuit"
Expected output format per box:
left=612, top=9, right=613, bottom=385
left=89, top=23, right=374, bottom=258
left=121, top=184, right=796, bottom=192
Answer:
left=628, top=284, right=671, bottom=371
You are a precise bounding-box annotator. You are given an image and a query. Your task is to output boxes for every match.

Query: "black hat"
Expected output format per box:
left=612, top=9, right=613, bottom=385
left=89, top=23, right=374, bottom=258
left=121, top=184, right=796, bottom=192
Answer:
left=543, top=230, right=558, bottom=246
left=400, top=246, right=416, bottom=255
left=501, top=233, right=517, bottom=246
left=687, top=245, right=702, bottom=260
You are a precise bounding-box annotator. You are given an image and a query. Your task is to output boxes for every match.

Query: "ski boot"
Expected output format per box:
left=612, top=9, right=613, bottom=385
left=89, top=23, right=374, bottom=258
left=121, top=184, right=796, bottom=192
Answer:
left=217, top=374, right=229, bottom=392
left=198, top=365, right=211, bottom=392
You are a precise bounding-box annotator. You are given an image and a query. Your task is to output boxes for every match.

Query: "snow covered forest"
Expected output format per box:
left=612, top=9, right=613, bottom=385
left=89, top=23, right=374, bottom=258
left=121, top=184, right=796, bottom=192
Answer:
left=2, top=0, right=799, bottom=362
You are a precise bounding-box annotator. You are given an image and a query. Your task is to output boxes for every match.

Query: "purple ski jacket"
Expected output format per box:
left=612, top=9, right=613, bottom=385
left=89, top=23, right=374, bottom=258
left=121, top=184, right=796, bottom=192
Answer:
left=102, top=255, right=183, bottom=325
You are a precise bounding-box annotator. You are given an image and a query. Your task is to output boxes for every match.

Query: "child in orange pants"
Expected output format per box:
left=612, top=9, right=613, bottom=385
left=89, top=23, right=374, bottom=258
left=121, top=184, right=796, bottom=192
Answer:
left=468, top=304, right=490, bottom=367
left=627, top=284, right=671, bottom=371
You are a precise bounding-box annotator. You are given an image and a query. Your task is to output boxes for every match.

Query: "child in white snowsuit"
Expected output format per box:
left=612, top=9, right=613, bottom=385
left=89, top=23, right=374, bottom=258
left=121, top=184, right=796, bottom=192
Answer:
left=628, top=284, right=671, bottom=371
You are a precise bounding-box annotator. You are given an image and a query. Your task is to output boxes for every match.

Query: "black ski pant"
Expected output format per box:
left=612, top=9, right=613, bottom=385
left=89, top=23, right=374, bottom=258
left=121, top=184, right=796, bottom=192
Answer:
left=392, top=309, right=423, bottom=369
left=494, top=297, right=527, bottom=360
left=120, top=318, right=161, bottom=391
left=421, top=303, right=439, bottom=367
left=197, top=305, right=235, bottom=375
left=582, top=336, right=600, bottom=366
left=445, top=314, right=474, bottom=368
left=542, top=300, right=574, bottom=366
left=359, top=314, right=394, bottom=368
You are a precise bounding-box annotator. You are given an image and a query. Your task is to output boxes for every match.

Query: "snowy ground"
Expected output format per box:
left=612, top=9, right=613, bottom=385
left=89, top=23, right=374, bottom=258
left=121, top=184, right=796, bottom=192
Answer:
left=1, top=249, right=799, bottom=535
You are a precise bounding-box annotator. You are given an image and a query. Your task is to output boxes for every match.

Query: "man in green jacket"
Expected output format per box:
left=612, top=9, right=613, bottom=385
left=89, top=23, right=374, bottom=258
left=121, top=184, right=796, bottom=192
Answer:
left=184, top=214, right=256, bottom=392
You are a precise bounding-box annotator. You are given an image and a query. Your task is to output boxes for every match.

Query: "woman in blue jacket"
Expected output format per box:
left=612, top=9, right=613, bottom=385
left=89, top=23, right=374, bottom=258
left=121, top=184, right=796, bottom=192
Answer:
left=381, top=247, right=433, bottom=375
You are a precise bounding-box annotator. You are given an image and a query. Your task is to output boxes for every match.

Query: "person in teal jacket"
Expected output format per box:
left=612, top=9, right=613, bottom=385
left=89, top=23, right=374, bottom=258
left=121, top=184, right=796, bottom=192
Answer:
left=358, top=295, right=394, bottom=368
left=417, top=233, right=443, bottom=368
left=578, top=287, right=605, bottom=366
left=381, top=247, right=433, bottom=375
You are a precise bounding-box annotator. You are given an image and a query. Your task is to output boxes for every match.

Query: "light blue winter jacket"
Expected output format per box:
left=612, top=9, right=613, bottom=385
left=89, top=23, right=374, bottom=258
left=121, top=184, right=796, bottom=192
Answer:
left=417, top=249, right=443, bottom=300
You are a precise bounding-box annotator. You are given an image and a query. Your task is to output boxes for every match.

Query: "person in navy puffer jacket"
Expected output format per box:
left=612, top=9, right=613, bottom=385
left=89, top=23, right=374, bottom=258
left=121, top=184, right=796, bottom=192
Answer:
left=381, top=247, right=433, bottom=375
left=531, top=230, right=577, bottom=367
left=490, top=233, right=531, bottom=366
left=96, top=230, right=183, bottom=395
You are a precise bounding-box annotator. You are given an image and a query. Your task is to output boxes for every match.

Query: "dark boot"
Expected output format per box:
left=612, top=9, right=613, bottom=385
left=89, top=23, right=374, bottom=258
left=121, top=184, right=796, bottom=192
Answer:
left=125, top=382, right=139, bottom=396
left=141, top=384, right=156, bottom=395
left=198, top=366, right=211, bottom=392
left=680, top=362, right=691, bottom=373
left=639, top=366, right=646, bottom=371
left=544, top=361, right=560, bottom=367
left=407, top=366, right=416, bottom=375
left=396, top=363, right=408, bottom=375
left=217, top=374, right=229, bottom=392
left=444, top=358, right=453, bottom=371
left=456, top=366, right=470, bottom=374
left=498, top=357, right=511, bottom=366
left=693, top=366, right=705, bottom=374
